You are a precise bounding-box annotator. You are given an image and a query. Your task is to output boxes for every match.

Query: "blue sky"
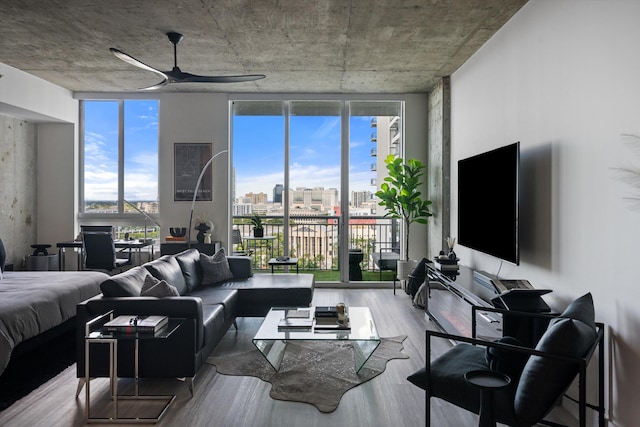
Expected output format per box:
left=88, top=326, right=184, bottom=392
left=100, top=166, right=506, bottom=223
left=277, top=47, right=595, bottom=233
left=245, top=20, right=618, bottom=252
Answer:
left=233, top=114, right=376, bottom=200
left=84, top=100, right=377, bottom=204
left=84, top=100, right=159, bottom=202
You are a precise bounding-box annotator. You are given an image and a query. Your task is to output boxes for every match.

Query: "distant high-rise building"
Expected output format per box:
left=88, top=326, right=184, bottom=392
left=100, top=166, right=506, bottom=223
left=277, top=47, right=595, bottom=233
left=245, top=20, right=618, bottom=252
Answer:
left=351, top=190, right=373, bottom=208
left=273, top=184, right=283, bottom=203
left=245, top=192, right=268, bottom=204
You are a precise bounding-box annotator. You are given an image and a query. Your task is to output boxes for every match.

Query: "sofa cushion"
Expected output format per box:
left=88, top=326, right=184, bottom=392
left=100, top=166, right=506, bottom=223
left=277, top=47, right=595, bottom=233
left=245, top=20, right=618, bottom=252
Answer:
left=0, top=237, right=5, bottom=277
left=175, top=249, right=203, bottom=292
left=200, top=248, right=234, bottom=285
left=514, top=293, right=597, bottom=426
left=141, top=275, right=180, bottom=297
left=144, top=255, right=188, bottom=295
left=100, top=266, right=149, bottom=297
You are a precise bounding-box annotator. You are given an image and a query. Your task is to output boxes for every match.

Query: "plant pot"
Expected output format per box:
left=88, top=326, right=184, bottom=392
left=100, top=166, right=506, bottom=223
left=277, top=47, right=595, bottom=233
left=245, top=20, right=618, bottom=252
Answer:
left=397, top=259, right=418, bottom=280
left=253, top=228, right=264, bottom=238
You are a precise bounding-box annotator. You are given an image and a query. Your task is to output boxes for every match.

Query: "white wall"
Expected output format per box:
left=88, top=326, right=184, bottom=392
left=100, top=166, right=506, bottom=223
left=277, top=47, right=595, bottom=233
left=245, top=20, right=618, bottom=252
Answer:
left=158, top=93, right=231, bottom=249
left=450, top=1, right=640, bottom=425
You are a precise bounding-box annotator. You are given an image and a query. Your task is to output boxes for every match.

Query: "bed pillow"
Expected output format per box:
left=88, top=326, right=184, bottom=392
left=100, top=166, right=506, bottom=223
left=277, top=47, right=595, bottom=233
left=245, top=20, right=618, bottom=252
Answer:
left=140, top=274, right=180, bottom=297
left=100, top=266, right=149, bottom=297
left=201, top=248, right=234, bottom=285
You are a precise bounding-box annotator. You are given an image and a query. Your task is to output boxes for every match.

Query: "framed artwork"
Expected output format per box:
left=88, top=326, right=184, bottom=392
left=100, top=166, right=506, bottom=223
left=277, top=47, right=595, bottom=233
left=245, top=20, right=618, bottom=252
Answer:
left=174, top=143, right=213, bottom=201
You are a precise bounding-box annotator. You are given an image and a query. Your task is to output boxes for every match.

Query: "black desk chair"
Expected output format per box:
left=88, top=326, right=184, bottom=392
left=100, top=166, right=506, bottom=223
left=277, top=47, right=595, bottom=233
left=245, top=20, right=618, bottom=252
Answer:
left=409, top=293, right=605, bottom=427
left=82, top=232, right=131, bottom=273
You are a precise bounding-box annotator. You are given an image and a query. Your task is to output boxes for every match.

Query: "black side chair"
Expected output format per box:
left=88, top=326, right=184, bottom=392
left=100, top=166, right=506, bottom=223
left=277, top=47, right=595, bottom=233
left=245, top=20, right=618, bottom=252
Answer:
left=408, top=293, right=605, bottom=427
left=231, top=229, right=251, bottom=256
left=372, top=247, right=399, bottom=292
left=82, top=232, right=131, bottom=273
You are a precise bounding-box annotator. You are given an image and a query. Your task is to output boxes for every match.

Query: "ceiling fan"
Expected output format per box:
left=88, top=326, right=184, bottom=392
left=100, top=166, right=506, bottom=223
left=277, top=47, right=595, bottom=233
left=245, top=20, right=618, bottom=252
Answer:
left=110, top=31, right=266, bottom=90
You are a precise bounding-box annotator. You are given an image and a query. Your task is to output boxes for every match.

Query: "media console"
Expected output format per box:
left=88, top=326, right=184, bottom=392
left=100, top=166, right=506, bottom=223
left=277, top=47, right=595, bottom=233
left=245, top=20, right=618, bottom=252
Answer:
left=425, top=263, right=552, bottom=346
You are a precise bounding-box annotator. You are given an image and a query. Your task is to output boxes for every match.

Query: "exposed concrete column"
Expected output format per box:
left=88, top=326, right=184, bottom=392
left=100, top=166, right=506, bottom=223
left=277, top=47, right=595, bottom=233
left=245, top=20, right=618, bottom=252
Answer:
left=427, top=77, right=451, bottom=258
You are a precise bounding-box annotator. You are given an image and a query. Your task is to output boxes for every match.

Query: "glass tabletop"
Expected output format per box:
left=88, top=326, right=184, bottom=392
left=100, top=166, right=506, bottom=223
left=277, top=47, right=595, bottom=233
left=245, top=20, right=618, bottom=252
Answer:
left=253, top=306, right=379, bottom=341
left=252, top=306, right=380, bottom=373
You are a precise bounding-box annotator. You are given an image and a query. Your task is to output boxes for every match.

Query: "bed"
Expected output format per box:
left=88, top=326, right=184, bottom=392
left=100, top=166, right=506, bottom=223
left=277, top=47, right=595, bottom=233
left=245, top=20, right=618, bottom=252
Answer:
left=0, top=270, right=108, bottom=375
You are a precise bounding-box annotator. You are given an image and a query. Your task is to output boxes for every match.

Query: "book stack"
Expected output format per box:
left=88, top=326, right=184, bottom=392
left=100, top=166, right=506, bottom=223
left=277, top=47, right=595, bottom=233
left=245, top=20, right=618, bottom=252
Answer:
left=278, top=308, right=313, bottom=329
left=433, top=257, right=460, bottom=274
left=313, top=306, right=350, bottom=330
left=103, top=315, right=168, bottom=334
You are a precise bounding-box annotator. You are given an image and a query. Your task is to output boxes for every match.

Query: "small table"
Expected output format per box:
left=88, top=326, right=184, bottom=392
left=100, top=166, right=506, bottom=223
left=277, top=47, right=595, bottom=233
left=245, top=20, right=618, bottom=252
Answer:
left=253, top=306, right=380, bottom=374
left=268, top=257, right=299, bottom=273
left=464, top=370, right=511, bottom=427
left=84, top=312, right=182, bottom=424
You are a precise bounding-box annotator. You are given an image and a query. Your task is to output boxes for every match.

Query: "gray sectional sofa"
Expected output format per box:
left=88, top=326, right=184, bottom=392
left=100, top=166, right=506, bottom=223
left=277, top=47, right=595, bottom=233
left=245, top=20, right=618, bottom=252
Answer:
left=76, top=248, right=314, bottom=394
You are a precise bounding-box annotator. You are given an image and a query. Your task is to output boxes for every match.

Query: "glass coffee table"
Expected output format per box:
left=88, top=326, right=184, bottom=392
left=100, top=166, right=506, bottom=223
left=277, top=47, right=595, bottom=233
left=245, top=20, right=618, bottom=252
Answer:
left=252, top=306, right=380, bottom=373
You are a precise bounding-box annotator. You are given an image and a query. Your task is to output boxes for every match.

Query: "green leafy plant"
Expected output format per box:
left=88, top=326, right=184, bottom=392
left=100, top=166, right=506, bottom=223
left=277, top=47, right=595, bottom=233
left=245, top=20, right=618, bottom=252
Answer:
left=250, top=214, right=264, bottom=230
left=375, top=155, right=433, bottom=260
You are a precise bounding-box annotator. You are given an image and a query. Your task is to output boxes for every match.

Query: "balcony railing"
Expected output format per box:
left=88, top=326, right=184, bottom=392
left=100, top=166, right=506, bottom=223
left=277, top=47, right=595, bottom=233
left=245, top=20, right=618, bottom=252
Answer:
left=232, top=215, right=399, bottom=277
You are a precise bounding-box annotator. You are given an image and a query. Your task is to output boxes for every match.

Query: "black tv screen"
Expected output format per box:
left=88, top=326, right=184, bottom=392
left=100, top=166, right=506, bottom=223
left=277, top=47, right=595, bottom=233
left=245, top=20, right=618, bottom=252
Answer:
left=458, top=142, right=520, bottom=265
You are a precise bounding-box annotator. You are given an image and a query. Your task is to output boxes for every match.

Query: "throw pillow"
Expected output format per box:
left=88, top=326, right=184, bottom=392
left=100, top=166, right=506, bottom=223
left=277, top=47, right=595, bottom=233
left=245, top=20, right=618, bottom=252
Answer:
left=200, top=248, right=234, bottom=285
left=144, top=256, right=188, bottom=295
left=141, top=274, right=180, bottom=297
left=514, top=293, right=597, bottom=426
left=100, top=266, right=149, bottom=297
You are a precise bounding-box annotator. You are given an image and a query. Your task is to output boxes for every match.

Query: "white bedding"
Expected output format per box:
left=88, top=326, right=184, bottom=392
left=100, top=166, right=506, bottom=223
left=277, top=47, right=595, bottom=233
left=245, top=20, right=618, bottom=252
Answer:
left=0, top=271, right=108, bottom=375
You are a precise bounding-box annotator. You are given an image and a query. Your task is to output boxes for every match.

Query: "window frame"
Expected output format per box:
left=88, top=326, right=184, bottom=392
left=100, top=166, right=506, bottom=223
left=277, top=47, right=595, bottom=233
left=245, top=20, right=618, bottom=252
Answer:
left=78, top=99, right=160, bottom=227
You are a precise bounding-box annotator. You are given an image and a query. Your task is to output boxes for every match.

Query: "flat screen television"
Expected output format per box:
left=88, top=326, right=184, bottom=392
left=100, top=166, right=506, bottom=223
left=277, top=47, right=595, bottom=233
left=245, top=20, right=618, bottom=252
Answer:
left=458, top=142, right=520, bottom=265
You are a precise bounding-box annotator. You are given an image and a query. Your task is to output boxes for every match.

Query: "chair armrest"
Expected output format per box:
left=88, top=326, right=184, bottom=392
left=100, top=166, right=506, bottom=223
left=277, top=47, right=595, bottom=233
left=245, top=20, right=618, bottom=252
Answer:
left=470, top=305, right=558, bottom=340
left=227, top=256, right=252, bottom=278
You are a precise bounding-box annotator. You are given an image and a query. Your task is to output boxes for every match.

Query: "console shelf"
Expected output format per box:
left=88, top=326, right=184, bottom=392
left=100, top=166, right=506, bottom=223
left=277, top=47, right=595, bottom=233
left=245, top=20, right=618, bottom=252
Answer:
left=425, top=264, right=551, bottom=346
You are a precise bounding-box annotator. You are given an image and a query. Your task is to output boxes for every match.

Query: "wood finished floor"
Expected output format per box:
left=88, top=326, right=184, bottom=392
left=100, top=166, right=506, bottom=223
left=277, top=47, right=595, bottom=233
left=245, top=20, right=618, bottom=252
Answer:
left=0, top=289, right=574, bottom=427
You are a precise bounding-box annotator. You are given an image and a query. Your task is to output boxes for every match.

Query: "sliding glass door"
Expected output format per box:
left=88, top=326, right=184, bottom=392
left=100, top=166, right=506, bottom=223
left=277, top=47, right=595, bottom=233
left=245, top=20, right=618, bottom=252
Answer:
left=231, top=99, right=402, bottom=283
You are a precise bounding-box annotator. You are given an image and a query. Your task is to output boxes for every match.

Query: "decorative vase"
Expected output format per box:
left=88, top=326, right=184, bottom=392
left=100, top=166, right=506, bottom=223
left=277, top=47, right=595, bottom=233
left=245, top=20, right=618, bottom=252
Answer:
left=195, top=223, right=210, bottom=244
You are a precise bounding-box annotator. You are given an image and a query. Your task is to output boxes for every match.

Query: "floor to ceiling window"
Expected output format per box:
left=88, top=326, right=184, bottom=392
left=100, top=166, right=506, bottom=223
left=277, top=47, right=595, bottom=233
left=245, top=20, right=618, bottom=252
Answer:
left=80, top=99, right=159, bottom=239
left=231, top=99, right=402, bottom=283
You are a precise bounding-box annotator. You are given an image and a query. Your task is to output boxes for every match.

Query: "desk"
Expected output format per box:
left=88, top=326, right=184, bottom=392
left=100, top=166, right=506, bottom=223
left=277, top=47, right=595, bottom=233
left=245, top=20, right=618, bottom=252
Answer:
left=57, top=240, right=154, bottom=271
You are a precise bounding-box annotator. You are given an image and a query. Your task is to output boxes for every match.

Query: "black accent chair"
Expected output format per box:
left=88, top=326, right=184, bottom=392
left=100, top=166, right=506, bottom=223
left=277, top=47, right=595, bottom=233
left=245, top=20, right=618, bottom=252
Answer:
left=372, top=247, right=399, bottom=292
left=408, top=293, right=605, bottom=427
left=82, top=232, right=131, bottom=272
left=231, top=229, right=250, bottom=256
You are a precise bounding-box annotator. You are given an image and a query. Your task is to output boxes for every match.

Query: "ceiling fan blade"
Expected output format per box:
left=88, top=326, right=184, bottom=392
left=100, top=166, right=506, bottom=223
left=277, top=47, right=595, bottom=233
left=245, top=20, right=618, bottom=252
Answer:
left=139, top=79, right=170, bottom=91
left=110, top=48, right=167, bottom=80
left=178, top=73, right=266, bottom=83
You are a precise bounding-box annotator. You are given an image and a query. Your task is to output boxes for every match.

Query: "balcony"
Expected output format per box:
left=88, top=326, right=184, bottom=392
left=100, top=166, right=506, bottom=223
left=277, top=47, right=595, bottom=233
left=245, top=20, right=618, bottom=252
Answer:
left=232, top=215, right=399, bottom=282
left=370, top=162, right=377, bottom=171
left=370, top=178, right=377, bottom=186
left=370, top=147, right=377, bottom=157
left=370, top=118, right=377, bottom=127
left=370, top=132, right=377, bottom=142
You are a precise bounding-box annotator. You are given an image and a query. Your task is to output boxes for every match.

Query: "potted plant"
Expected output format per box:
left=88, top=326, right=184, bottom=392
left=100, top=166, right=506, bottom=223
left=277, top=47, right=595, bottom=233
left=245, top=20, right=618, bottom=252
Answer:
left=375, top=155, right=433, bottom=278
left=251, top=214, right=264, bottom=237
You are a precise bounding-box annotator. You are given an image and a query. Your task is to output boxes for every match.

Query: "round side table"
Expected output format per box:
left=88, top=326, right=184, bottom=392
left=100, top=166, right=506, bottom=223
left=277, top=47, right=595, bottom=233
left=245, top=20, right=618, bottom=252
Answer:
left=464, top=370, right=511, bottom=427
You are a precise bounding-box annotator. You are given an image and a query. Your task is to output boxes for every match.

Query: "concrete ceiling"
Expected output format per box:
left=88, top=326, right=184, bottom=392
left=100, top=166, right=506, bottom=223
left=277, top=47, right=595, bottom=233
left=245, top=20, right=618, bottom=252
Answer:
left=0, top=0, right=528, bottom=94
